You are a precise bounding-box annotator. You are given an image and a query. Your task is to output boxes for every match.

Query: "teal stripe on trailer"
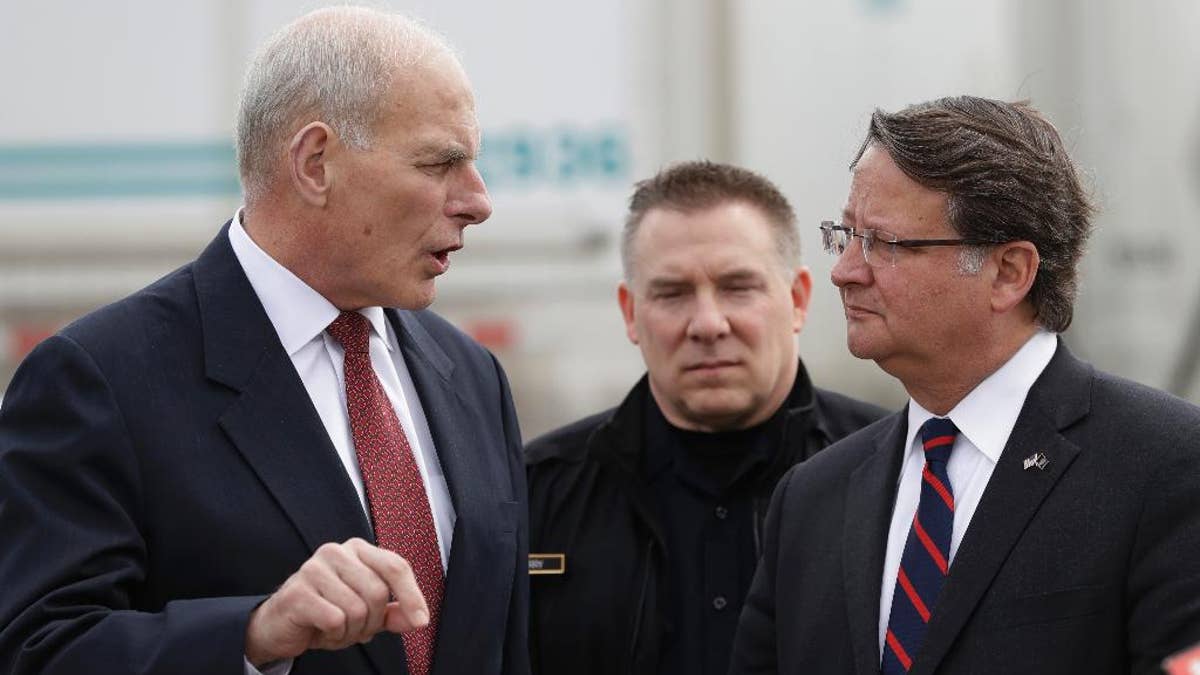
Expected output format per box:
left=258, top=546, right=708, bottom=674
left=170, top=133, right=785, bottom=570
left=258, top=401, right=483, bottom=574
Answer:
left=0, top=176, right=241, bottom=200
left=0, top=142, right=235, bottom=167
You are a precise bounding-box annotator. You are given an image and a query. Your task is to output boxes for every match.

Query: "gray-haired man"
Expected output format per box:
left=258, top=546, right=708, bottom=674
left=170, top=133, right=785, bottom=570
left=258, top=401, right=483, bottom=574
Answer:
left=0, top=7, right=528, bottom=675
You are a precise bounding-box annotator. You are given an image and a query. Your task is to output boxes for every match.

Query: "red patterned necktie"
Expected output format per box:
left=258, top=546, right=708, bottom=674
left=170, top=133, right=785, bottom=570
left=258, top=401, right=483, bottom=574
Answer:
left=881, top=417, right=958, bottom=674
left=326, top=311, right=443, bottom=675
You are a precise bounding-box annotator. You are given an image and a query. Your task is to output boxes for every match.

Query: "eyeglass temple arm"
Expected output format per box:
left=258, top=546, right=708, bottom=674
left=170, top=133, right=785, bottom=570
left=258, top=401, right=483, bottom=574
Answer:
left=890, top=238, right=995, bottom=249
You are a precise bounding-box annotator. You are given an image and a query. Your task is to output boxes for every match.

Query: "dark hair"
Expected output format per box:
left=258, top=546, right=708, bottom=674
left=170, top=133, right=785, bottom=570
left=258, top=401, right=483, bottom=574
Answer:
left=621, top=160, right=799, bottom=280
left=854, top=96, right=1094, bottom=332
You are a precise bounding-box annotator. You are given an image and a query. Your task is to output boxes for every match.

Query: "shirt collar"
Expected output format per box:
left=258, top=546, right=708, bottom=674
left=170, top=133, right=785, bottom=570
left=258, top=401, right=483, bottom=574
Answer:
left=904, top=329, right=1058, bottom=464
left=227, top=208, right=392, bottom=355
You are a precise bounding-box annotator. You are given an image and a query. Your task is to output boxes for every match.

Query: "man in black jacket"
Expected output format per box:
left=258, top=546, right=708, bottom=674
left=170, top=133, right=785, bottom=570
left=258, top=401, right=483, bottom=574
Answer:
left=525, top=161, right=887, bottom=675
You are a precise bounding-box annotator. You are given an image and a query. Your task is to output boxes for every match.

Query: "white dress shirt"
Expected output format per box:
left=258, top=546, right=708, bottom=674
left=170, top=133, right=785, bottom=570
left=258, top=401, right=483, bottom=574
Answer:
left=876, top=329, right=1057, bottom=659
left=229, top=211, right=455, bottom=675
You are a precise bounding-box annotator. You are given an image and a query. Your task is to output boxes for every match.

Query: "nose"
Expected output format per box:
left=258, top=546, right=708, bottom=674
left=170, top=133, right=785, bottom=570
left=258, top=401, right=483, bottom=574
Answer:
left=685, top=291, right=730, bottom=342
left=830, top=237, right=872, bottom=290
left=447, top=163, right=493, bottom=225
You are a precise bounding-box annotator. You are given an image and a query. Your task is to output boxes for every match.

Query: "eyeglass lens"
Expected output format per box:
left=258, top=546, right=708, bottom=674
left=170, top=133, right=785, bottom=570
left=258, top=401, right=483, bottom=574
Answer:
left=821, top=224, right=893, bottom=266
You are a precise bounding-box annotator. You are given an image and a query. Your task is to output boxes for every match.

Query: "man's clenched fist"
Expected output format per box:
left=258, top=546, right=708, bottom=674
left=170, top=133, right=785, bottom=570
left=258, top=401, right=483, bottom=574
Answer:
left=245, top=538, right=430, bottom=667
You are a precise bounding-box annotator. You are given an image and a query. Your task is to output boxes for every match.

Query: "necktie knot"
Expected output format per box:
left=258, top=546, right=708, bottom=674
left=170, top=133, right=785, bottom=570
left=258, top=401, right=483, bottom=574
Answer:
left=327, top=311, right=370, bottom=354
left=919, top=417, right=958, bottom=465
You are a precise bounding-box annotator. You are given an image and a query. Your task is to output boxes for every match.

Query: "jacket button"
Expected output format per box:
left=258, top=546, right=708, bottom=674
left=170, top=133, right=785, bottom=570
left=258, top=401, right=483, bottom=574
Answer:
left=714, top=506, right=728, bottom=520
left=712, top=595, right=728, bottom=610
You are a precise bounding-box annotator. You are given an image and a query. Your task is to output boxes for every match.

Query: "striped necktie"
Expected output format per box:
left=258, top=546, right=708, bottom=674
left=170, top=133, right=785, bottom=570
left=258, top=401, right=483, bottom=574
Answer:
left=881, top=417, right=958, bottom=673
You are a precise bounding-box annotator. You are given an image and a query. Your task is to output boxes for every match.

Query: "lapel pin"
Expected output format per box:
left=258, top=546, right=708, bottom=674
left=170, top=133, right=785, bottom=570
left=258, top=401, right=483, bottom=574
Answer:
left=1023, top=452, right=1049, bottom=471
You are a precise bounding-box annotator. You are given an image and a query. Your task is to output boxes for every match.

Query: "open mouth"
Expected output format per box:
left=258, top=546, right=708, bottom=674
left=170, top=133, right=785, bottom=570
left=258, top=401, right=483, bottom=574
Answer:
left=430, top=245, right=460, bottom=273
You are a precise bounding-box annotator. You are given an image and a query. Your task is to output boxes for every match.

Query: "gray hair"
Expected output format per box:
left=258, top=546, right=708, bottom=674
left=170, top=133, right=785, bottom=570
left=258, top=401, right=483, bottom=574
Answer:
left=855, top=96, right=1094, bottom=332
left=957, top=246, right=987, bottom=275
left=621, top=160, right=801, bottom=282
left=236, top=6, right=457, bottom=203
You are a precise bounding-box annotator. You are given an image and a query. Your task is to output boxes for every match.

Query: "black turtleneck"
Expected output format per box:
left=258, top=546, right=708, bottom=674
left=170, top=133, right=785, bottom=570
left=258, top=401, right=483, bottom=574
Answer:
left=642, top=394, right=789, bottom=675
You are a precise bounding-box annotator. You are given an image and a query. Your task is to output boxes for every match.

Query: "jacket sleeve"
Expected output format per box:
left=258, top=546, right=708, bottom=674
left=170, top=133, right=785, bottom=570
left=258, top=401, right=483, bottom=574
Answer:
left=492, top=353, right=532, bottom=675
left=729, top=464, right=796, bottom=674
left=1126, top=417, right=1200, bottom=673
left=0, top=335, right=263, bottom=675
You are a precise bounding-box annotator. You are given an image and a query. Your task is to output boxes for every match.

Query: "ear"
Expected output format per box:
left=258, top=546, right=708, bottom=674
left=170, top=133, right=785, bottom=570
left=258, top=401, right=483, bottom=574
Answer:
left=790, top=266, right=813, bottom=333
left=990, top=241, right=1039, bottom=314
left=618, top=282, right=639, bottom=345
left=288, top=122, right=334, bottom=207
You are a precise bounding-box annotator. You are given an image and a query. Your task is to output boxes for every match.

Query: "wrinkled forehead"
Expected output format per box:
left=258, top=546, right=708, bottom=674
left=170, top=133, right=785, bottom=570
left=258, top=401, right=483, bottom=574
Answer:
left=843, top=146, right=949, bottom=233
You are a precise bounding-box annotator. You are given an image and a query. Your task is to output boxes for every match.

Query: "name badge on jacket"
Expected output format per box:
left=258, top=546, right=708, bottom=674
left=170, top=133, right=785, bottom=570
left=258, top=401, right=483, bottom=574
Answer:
left=528, top=553, right=566, bottom=575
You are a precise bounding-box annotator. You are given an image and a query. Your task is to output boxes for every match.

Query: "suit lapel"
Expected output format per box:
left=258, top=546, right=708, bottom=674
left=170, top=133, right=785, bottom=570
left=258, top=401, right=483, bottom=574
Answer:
left=843, top=411, right=909, bottom=675
left=910, top=342, right=1092, bottom=675
left=216, top=350, right=375, bottom=549
left=389, top=311, right=510, bottom=675
left=196, top=225, right=372, bottom=551
left=195, top=227, right=400, bottom=674
left=388, top=311, right=465, bottom=501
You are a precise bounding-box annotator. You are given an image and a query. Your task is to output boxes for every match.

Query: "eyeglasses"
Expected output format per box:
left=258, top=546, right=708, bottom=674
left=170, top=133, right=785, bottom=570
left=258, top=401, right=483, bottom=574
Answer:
left=819, top=221, right=992, bottom=267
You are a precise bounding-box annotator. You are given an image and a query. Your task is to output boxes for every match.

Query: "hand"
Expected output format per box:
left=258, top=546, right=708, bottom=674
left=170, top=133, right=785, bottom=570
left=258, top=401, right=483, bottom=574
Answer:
left=244, top=537, right=429, bottom=667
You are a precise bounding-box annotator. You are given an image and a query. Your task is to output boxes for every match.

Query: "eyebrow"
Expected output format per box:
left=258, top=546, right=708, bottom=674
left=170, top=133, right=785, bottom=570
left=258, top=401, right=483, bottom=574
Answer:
left=439, top=147, right=472, bottom=162
left=644, top=269, right=764, bottom=289
left=645, top=277, right=690, bottom=290
left=414, top=142, right=474, bottom=164
left=841, top=210, right=900, bottom=232
left=718, top=270, right=763, bottom=283
left=427, top=147, right=471, bottom=164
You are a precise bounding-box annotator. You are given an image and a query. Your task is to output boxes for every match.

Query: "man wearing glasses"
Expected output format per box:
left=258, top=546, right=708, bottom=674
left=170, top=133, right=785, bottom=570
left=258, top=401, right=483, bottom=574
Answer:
left=730, top=96, right=1200, bottom=674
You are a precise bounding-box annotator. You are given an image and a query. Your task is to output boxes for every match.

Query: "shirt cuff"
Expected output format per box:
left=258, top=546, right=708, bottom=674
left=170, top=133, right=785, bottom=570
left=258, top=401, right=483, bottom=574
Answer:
left=244, top=656, right=293, bottom=675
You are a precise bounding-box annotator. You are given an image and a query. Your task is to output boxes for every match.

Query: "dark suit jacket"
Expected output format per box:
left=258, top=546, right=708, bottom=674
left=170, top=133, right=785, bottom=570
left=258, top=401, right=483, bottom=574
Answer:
left=731, top=342, right=1200, bottom=674
left=0, top=225, right=530, bottom=675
